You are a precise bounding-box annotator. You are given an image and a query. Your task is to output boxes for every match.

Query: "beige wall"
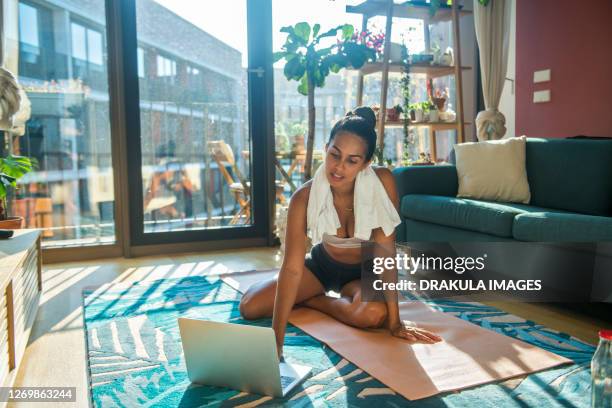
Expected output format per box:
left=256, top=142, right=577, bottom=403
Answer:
left=498, top=0, right=516, bottom=139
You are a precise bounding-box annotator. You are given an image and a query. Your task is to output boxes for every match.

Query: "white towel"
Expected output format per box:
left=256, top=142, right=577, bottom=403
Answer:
left=307, top=163, right=401, bottom=245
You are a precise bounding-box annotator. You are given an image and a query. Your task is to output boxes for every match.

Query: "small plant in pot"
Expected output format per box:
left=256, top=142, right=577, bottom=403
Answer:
left=387, top=104, right=403, bottom=122
left=429, top=105, right=440, bottom=122
left=408, top=103, right=421, bottom=121
left=289, top=122, right=307, bottom=157
left=432, top=87, right=449, bottom=111
left=0, top=154, right=35, bottom=229
left=420, top=101, right=435, bottom=113
left=409, top=102, right=434, bottom=123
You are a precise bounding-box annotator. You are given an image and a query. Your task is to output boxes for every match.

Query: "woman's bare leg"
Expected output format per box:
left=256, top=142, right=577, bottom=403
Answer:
left=301, top=280, right=387, bottom=329
left=239, top=266, right=325, bottom=320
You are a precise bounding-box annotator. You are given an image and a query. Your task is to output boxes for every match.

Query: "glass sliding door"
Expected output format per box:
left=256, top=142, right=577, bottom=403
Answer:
left=122, top=0, right=273, bottom=246
left=5, top=0, right=116, bottom=248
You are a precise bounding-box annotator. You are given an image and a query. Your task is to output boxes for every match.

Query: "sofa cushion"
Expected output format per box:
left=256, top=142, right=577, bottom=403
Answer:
left=513, top=212, right=612, bottom=241
left=401, top=194, right=565, bottom=238
left=455, top=136, right=531, bottom=204
left=393, top=165, right=458, bottom=198
left=525, top=138, right=612, bottom=216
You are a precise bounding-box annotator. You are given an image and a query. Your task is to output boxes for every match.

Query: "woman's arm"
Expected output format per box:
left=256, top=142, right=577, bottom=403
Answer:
left=272, top=186, right=309, bottom=358
left=373, top=168, right=441, bottom=343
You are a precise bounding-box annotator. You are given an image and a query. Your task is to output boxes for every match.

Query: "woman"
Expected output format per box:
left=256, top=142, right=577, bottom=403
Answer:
left=240, top=107, right=441, bottom=358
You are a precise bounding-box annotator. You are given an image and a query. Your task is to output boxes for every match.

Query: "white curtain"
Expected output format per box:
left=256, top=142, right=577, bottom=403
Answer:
left=474, top=0, right=512, bottom=141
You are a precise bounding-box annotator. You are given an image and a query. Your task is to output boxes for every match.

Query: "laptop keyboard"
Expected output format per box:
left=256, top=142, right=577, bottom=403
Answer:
left=280, top=375, right=295, bottom=388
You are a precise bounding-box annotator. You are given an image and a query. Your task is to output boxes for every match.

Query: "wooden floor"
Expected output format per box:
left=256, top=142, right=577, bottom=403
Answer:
left=10, top=247, right=607, bottom=407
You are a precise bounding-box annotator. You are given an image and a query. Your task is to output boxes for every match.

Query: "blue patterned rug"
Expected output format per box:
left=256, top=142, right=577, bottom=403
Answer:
left=83, top=275, right=594, bottom=407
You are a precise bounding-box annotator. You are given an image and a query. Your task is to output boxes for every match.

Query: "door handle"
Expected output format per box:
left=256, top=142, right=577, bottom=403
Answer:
left=247, top=67, right=265, bottom=78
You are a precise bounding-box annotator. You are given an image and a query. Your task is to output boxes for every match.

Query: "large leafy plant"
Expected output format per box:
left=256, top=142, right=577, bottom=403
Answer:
left=0, top=155, right=35, bottom=221
left=274, top=22, right=377, bottom=181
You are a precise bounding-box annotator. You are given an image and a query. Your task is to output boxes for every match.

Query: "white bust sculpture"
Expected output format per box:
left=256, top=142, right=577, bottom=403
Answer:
left=11, top=87, right=31, bottom=136
left=0, top=67, right=22, bottom=131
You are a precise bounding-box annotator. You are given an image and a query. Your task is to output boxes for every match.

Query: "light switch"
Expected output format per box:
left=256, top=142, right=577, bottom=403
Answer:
left=533, top=69, right=551, bottom=83
left=533, top=89, right=551, bottom=103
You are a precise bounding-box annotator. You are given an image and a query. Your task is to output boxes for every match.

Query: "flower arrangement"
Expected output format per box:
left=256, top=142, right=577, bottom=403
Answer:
left=340, top=29, right=385, bottom=59
left=432, top=87, right=449, bottom=111
left=433, top=87, right=449, bottom=99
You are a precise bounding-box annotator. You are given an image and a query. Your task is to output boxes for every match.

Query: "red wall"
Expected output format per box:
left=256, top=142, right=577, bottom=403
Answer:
left=516, top=0, right=612, bottom=138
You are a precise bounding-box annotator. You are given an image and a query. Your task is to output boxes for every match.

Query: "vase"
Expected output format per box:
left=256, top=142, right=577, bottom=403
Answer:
left=386, top=108, right=400, bottom=122
left=414, top=109, right=424, bottom=122
left=429, top=109, right=439, bottom=122
left=441, top=47, right=454, bottom=66
left=432, top=97, right=446, bottom=111
left=389, top=43, right=404, bottom=63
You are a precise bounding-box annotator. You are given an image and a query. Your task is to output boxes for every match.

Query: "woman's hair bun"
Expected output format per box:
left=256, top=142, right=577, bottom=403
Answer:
left=346, top=106, right=376, bottom=130
left=331, top=105, right=378, bottom=161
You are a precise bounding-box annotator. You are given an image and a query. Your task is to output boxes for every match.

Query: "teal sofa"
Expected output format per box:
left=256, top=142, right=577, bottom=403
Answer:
left=393, top=138, right=612, bottom=242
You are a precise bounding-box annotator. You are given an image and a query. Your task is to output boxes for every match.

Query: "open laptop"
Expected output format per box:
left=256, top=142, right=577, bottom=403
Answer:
left=178, top=318, right=311, bottom=397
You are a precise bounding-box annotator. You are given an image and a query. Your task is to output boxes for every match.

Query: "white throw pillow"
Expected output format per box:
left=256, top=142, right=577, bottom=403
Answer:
left=455, top=136, right=531, bottom=204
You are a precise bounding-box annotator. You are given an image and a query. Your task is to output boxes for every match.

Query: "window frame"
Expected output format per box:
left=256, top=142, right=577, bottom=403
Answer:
left=7, top=0, right=277, bottom=261
left=18, top=1, right=40, bottom=50
left=113, top=0, right=276, bottom=250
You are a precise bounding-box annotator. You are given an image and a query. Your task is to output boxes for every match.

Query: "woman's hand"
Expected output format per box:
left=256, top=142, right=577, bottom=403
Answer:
left=389, top=321, right=442, bottom=344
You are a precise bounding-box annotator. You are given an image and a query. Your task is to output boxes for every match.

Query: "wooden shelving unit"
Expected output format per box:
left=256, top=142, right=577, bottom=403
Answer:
left=384, top=120, right=472, bottom=130
left=347, top=0, right=472, bottom=22
left=348, top=0, right=472, bottom=162
left=358, top=62, right=471, bottom=78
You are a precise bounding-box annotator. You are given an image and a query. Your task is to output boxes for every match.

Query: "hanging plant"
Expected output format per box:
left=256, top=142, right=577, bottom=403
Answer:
left=349, top=29, right=385, bottom=60
left=399, top=44, right=416, bottom=166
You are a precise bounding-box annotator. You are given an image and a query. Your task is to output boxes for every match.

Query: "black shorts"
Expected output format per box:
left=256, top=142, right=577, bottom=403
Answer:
left=305, top=243, right=362, bottom=292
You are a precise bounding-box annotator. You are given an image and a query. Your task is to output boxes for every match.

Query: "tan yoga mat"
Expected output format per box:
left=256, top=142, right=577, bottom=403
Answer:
left=221, top=270, right=572, bottom=400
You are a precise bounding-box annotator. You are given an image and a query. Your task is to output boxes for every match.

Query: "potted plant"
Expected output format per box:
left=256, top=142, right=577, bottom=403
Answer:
left=412, top=152, right=434, bottom=166
left=289, top=122, right=307, bottom=158
left=389, top=43, right=405, bottom=63
left=429, top=105, right=440, bottom=122
left=275, top=122, right=290, bottom=153
left=407, top=103, right=417, bottom=121
left=409, top=102, right=433, bottom=122
left=420, top=101, right=436, bottom=121
left=409, top=104, right=420, bottom=122
left=358, top=29, right=385, bottom=60
left=421, top=101, right=435, bottom=113
left=432, top=97, right=446, bottom=111
left=387, top=104, right=403, bottom=122
left=432, top=87, right=449, bottom=111
left=275, top=22, right=377, bottom=181
left=0, top=154, right=35, bottom=229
